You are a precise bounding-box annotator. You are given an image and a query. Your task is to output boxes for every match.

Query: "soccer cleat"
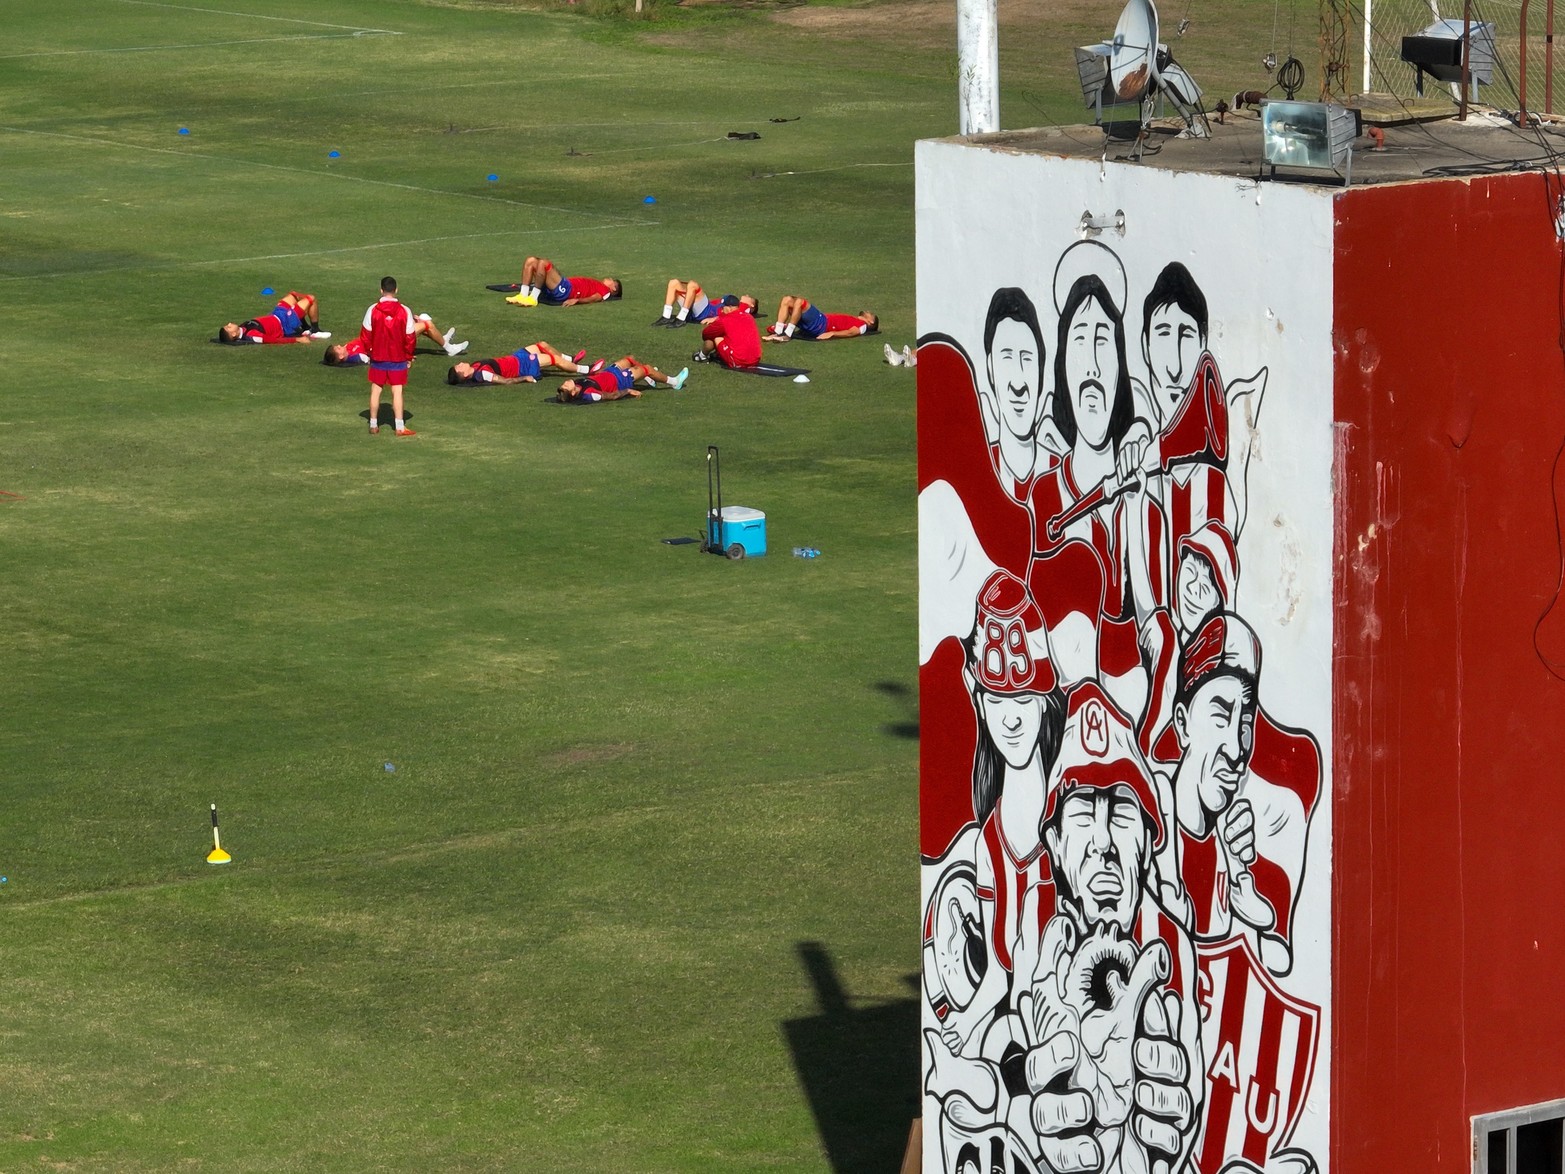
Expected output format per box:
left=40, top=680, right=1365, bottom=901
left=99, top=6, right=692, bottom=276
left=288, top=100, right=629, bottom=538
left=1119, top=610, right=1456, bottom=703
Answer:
left=368, top=424, right=379, bottom=434
left=442, top=326, right=455, bottom=343
left=883, top=343, right=903, bottom=367
left=589, top=359, right=607, bottom=374
left=444, top=340, right=470, bottom=356
left=520, top=294, right=539, bottom=307
left=691, top=350, right=709, bottom=363
left=903, top=344, right=917, bottom=368
left=309, top=330, right=331, bottom=340
left=669, top=367, right=689, bottom=390
left=571, top=349, right=587, bottom=364
left=505, top=293, right=528, bottom=305
left=395, top=427, right=417, bottom=437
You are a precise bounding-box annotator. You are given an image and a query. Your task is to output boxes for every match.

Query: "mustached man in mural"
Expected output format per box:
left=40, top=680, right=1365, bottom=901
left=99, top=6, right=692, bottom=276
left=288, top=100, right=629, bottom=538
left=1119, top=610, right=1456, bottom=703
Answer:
left=1028, top=243, right=1165, bottom=723
left=918, top=236, right=1324, bottom=1173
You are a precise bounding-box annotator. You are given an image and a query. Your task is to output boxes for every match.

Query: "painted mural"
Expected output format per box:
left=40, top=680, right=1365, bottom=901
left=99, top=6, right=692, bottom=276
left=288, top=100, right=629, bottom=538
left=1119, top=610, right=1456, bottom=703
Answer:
left=917, top=147, right=1332, bottom=1174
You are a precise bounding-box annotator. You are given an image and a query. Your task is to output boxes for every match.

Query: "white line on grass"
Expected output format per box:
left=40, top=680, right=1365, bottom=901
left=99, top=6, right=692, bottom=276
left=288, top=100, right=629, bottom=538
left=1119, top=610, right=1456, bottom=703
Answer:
left=755, top=162, right=914, bottom=179
left=110, top=0, right=401, bottom=34
left=0, top=225, right=647, bottom=282
left=0, top=32, right=392, bottom=60
left=0, top=125, right=655, bottom=225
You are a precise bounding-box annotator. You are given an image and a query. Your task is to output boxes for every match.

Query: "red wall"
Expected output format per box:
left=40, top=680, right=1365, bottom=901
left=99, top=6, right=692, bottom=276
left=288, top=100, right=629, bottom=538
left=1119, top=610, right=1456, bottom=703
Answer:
left=1333, top=171, right=1565, bottom=1170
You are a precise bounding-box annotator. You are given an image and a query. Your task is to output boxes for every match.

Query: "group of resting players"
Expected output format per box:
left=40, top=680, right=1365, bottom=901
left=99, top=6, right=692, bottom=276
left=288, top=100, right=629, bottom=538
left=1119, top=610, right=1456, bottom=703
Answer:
left=215, top=254, right=881, bottom=433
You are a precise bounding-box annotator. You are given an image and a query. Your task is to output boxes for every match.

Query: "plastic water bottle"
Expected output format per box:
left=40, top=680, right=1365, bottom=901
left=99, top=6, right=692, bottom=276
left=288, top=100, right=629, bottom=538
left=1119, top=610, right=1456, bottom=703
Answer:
left=383, top=762, right=397, bottom=773
left=792, top=547, right=821, bottom=559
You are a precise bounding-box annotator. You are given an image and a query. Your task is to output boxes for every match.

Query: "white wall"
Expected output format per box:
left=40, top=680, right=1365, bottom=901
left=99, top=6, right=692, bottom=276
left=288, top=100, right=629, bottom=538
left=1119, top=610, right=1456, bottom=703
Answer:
left=915, top=138, right=1335, bottom=1174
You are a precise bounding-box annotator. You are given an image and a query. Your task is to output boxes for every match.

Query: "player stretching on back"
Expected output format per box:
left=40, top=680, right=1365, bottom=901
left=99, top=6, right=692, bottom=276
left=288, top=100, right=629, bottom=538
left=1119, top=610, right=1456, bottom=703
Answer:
left=363, top=276, right=417, bottom=437
left=766, top=297, right=878, bottom=342
left=504, top=256, right=623, bottom=307
left=324, top=312, right=468, bottom=366
left=446, top=342, right=593, bottom=385
left=217, top=291, right=326, bottom=345
left=556, top=355, right=688, bottom=402
left=655, top=278, right=759, bottom=327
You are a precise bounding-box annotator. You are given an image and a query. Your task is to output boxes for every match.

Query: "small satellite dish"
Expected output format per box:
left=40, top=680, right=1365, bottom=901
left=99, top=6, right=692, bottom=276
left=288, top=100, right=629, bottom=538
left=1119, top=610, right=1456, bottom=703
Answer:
left=1109, top=0, right=1159, bottom=103
left=1074, top=0, right=1209, bottom=147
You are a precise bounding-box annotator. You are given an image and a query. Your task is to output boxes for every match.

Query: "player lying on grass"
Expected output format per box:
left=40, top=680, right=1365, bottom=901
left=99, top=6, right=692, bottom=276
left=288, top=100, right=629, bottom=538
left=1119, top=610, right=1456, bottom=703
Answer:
left=505, top=256, right=623, bottom=307
left=556, top=355, right=689, bottom=401
left=765, top=296, right=878, bottom=341
left=324, top=313, right=469, bottom=365
left=655, top=279, right=759, bottom=327
left=693, top=300, right=763, bottom=369
left=446, top=342, right=593, bottom=385
left=217, top=291, right=326, bottom=344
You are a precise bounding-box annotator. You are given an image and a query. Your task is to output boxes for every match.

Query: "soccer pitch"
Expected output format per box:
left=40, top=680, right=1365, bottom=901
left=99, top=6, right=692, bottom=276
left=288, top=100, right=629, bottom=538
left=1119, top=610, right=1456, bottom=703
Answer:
left=0, top=0, right=1279, bottom=1168
left=0, top=0, right=938, bottom=1169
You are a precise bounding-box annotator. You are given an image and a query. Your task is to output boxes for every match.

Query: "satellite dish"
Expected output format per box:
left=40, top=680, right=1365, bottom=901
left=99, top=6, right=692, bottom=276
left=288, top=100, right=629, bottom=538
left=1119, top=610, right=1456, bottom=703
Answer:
left=1109, top=0, right=1160, bottom=103
left=1073, top=0, right=1209, bottom=146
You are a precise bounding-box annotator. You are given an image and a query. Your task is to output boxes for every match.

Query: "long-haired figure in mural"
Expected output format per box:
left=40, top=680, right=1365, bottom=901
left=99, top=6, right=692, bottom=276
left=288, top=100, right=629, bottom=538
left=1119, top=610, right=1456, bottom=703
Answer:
left=927, top=571, right=1068, bottom=1063
left=1028, top=242, right=1167, bottom=723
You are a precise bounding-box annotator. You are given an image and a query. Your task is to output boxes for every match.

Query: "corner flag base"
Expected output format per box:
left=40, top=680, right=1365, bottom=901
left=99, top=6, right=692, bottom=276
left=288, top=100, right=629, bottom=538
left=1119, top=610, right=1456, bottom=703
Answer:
left=206, top=847, right=232, bottom=865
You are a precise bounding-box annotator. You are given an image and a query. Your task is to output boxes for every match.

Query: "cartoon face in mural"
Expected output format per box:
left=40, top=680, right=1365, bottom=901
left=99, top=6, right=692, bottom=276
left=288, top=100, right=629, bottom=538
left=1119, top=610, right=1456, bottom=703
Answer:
left=1141, top=262, right=1210, bottom=425
left=1044, top=785, right=1148, bottom=933
left=1056, top=275, right=1134, bottom=456
left=979, top=692, right=1048, bottom=769
left=983, top=288, right=1047, bottom=448
left=1175, top=549, right=1223, bottom=637
left=1174, top=613, right=1261, bottom=832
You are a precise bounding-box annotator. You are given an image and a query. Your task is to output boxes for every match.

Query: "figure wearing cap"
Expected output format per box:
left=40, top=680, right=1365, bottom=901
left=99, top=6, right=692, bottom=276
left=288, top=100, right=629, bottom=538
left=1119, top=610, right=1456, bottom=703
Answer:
left=1015, top=680, right=1201, bottom=1174
left=933, top=570, right=1068, bottom=1062
left=1137, top=520, right=1240, bottom=757
left=1164, top=611, right=1320, bottom=976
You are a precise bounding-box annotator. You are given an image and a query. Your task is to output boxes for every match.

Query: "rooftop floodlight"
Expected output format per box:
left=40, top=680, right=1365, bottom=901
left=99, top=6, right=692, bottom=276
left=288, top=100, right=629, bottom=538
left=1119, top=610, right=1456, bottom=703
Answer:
left=1401, top=19, right=1495, bottom=100
left=1261, top=100, right=1360, bottom=185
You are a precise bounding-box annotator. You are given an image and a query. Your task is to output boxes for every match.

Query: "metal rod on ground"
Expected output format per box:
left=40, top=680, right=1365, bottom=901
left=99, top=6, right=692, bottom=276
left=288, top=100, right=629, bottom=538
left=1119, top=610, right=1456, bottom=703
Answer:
left=1549, top=0, right=1556, bottom=113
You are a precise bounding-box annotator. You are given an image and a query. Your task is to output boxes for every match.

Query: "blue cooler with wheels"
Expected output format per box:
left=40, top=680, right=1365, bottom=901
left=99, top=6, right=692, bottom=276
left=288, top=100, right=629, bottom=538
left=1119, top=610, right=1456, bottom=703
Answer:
left=707, top=506, right=767, bottom=558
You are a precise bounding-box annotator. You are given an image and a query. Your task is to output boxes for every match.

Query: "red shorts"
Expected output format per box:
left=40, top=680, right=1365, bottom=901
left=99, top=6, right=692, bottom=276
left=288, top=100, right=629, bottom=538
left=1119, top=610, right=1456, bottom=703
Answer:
left=715, top=338, right=757, bottom=369
left=368, top=367, right=408, bottom=387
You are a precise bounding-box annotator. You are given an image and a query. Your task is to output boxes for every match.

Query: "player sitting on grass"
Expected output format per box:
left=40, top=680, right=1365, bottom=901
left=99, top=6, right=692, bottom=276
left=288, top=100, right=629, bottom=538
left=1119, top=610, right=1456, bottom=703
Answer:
left=557, top=355, right=688, bottom=402
left=447, top=342, right=593, bottom=385
left=766, top=296, right=878, bottom=342
left=505, top=256, right=623, bottom=307
left=325, top=313, right=469, bottom=365
left=655, top=278, right=759, bottom=327
left=217, top=291, right=326, bottom=345
left=693, top=300, right=763, bottom=369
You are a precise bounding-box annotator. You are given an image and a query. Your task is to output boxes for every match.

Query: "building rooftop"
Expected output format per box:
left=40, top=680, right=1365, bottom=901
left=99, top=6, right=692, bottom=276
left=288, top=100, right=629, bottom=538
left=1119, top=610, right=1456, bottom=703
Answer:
left=957, top=105, right=1565, bottom=187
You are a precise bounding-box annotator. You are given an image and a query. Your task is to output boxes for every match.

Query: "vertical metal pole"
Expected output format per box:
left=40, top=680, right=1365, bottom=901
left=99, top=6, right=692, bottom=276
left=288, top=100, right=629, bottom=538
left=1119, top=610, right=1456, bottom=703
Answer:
left=956, top=0, right=1000, bottom=134
left=1459, top=0, right=1473, bottom=119
left=1363, top=0, right=1374, bottom=93
left=1548, top=0, right=1556, bottom=112
left=1522, top=0, right=1532, bottom=121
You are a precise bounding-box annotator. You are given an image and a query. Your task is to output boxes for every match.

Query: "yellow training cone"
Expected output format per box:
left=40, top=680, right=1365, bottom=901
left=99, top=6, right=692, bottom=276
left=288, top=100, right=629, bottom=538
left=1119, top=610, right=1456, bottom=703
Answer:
left=206, top=803, right=232, bottom=865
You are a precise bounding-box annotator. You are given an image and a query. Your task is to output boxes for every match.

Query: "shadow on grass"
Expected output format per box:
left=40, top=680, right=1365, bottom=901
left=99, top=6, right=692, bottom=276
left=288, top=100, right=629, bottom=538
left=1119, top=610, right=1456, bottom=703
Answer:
left=782, top=941, right=920, bottom=1174
left=874, top=680, right=918, bottom=741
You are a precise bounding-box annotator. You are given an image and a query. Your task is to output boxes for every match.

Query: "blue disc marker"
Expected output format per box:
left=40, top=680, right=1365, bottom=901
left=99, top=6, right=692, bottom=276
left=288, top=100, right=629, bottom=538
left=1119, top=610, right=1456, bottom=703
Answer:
left=487, top=174, right=498, bottom=181
left=328, top=150, right=341, bottom=158
left=643, top=195, right=657, bottom=204
left=261, top=287, right=274, bottom=296
left=178, top=127, right=190, bottom=135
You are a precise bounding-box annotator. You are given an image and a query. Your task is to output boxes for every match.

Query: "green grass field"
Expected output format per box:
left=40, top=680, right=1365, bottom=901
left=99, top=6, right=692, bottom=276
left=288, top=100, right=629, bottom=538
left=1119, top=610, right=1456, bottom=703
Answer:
left=0, top=1, right=1274, bottom=1169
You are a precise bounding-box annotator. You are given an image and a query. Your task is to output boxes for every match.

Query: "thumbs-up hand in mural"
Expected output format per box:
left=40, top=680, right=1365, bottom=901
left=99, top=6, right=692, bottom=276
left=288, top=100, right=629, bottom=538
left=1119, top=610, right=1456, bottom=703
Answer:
left=1126, top=986, right=1196, bottom=1174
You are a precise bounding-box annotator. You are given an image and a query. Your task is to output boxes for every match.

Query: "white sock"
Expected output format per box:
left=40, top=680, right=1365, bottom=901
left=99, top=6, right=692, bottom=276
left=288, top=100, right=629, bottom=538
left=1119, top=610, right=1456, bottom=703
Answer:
left=394, top=418, right=404, bottom=429
left=771, top=322, right=784, bottom=335
left=527, top=285, right=539, bottom=299
left=663, top=303, right=674, bottom=317
left=676, top=307, right=689, bottom=321
left=576, top=364, right=590, bottom=374
left=784, top=323, right=795, bottom=337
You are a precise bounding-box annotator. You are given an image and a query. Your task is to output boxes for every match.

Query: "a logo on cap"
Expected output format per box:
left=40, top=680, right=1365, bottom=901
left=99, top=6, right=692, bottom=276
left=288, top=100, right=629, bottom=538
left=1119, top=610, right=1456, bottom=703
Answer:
left=1081, top=698, right=1109, bottom=758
